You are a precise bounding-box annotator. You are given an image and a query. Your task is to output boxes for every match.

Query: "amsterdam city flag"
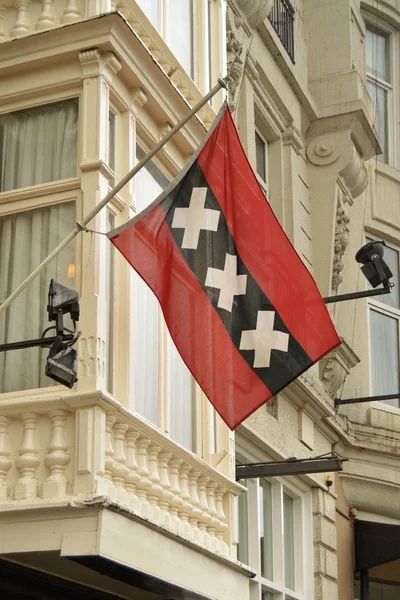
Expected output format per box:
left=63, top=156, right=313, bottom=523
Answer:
left=108, top=103, right=340, bottom=430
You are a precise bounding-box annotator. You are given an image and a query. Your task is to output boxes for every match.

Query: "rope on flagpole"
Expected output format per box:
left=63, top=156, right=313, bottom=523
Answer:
left=0, top=78, right=228, bottom=315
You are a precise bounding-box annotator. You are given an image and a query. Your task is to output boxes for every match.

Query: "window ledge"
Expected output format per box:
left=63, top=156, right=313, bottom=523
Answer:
left=369, top=402, right=400, bottom=432
left=0, top=178, right=80, bottom=205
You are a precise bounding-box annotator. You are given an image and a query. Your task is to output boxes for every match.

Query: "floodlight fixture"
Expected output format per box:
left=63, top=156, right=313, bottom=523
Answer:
left=355, top=240, right=392, bottom=288
left=46, top=344, right=78, bottom=388
left=235, top=454, right=347, bottom=480
left=324, top=240, right=393, bottom=304
left=48, top=279, right=80, bottom=333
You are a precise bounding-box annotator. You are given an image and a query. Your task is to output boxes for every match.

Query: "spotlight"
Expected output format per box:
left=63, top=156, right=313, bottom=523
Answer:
left=46, top=344, right=78, bottom=388
left=355, top=240, right=392, bottom=288
left=48, top=279, right=80, bottom=327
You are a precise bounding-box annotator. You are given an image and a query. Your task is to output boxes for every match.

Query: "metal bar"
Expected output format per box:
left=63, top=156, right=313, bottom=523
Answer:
left=324, top=286, right=391, bottom=304
left=0, top=79, right=227, bottom=316
left=0, top=334, right=74, bottom=352
left=236, top=457, right=345, bottom=480
left=335, top=393, right=400, bottom=406
left=360, top=569, right=369, bottom=600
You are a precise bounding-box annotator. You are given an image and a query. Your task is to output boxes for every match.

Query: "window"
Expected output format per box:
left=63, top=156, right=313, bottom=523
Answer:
left=368, top=238, right=400, bottom=408
left=130, top=146, right=196, bottom=451
left=0, top=98, right=78, bottom=192
left=0, top=201, right=76, bottom=393
left=365, top=23, right=391, bottom=163
left=107, top=109, right=116, bottom=186
left=255, top=130, right=269, bottom=195
left=237, top=456, right=311, bottom=599
left=136, top=0, right=193, bottom=77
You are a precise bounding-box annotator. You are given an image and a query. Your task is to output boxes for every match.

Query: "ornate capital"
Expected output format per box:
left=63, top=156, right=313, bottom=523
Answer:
left=319, top=338, right=359, bottom=397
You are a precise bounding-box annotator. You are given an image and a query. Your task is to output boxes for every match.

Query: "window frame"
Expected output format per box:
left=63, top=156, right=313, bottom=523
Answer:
left=255, top=128, right=269, bottom=196
left=363, top=14, right=399, bottom=168
left=367, top=236, right=400, bottom=409
left=235, top=448, right=313, bottom=600
left=129, top=141, right=200, bottom=454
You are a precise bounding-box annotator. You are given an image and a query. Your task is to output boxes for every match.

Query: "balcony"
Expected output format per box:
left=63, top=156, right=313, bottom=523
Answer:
left=0, top=390, right=243, bottom=561
left=268, top=0, right=295, bottom=63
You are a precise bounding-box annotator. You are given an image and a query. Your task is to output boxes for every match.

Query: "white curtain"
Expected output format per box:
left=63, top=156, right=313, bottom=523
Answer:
left=0, top=202, right=75, bottom=393
left=0, top=99, right=78, bottom=192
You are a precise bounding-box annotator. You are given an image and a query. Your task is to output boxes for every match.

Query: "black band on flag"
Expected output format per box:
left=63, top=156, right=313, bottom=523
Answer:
left=160, top=160, right=313, bottom=396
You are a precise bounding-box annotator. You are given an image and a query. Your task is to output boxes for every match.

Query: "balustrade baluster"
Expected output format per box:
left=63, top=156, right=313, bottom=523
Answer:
left=147, top=445, right=163, bottom=523
left=168, top=458, right=183, bottom=533
left=61, top=0, right=81, bottom=24
left=178, top=464, right=193, bottom=538
left=43, top=410, right=70, bottom=499
left=104, top=414, right=116, bottom=497
left=188, top=470, right=202, bottom=543
left=36, top=0, right=55, bottom=30
left=112, top=422, right=129, bottom=504
left=206, top=482, right=220, bottom=550
left=0, top=417, right=12, bottom=500
left=15, top=413, right=40, bottom=500
left=158, top=451, right=173, bottom=527
left=215, top=486, right=229, bottom=554
left=11, top=0, right=31, bottom=37
left=124, top=429, right=141, bottom=511
left=135, top=436, right=152, bottom=518
left=197, top=475, right=212, bottom=547
left=0, top=6, right=6, bottom=41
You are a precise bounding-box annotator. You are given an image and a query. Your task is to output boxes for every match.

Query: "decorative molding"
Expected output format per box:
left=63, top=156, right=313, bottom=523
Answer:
left=319, top=338, right=360, bottom=398
left=235, top=0, right=273, bottom=28
left=282, top=124, right=304, bottom=154
left=307, top=134, right=342, bottom=166
left=130, top=88, right=147, bottom=115
left=339, top=145, right=368, bottom=198
left=226, top=8, right=246, bottom=109
left=332, top=186, right=352, bottom=291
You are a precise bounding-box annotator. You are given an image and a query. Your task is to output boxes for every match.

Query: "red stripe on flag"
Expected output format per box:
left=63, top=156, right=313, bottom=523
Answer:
left=111, top=205, right=272, bottom=429
left=197, top=110, right=340, bottom=363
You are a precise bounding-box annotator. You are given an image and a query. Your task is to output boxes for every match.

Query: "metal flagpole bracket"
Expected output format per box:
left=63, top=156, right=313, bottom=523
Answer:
left=235, top=454, right=347, bottom=480
left=335, top=393, right=400, bottom=406
left=323, top=282, right=392, bottom=304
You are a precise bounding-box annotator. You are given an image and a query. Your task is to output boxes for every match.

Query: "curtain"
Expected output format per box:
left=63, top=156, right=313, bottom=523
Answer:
left=0, top=202, right=75, bottom=393
left=0, top=99, right=78, bottom=192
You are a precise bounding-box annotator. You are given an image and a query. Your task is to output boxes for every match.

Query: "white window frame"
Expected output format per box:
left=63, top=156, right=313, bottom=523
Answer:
left=364, top=15, right=399, bottom=169
left=235, top=446, right=313, bottom=600
left=367, top=236, right=400, bottom=410
left=129, top=142, right=200, bottom=453
left=255, top=128, right=269, bottom=196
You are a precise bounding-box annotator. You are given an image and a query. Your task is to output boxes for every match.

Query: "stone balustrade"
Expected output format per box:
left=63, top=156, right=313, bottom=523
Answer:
left=0, top=0, right=84, bottom=42
left=0, top=391, right=243, bottom=558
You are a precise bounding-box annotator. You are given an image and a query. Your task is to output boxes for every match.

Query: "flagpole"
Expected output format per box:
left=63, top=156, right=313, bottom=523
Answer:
left=0, top=78, right=228, bottom=315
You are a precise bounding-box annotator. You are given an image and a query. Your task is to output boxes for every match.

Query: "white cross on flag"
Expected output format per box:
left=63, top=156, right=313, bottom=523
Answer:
left=108, top=103, right=340, bottom=429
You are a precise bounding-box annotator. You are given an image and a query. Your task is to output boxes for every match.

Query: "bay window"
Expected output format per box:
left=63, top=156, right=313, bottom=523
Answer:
left=130, top=146, right=196, bottom=451
left=0, top=98, right=78, bottom=192
left=368, top=238, right=400, bottom=408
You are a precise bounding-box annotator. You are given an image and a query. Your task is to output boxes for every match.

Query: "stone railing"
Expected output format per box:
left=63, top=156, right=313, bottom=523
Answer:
left=0, top=391, right=243, bottom=558
left=0, top=0, right=85, bottom=41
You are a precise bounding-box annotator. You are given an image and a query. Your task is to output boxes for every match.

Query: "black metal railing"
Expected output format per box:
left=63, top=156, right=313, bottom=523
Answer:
left=268, top=0, right=295, bottom=63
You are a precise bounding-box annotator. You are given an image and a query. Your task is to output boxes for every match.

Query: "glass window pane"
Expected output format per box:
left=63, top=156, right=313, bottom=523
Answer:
left=259, top=479, right=273, bottom=579
left=0, top=202, right=75, bottom=392
left=370, top=309, right=400, bottom=407
left=165, top=0, right=193, bottom=76
left=255, top=132, right=267, bottom=183
left=283, top=492, right=295, bottom=590
left=136, top=0, right=161, bottom=31
left=131, top=148, right=167, bottom=423
left=237, top=479, right=249, bottom=564
left=367, top=81, right=388, bottom=162
left=105, top=212, right=115, bottom=394
left=0, top=99, right=78, bottom=192
left=168, top=335, right=195, bottom=450
left=366, top=25, right=390, bottom=82
left=108, top=110, right=116, bottom=185
left=366, top=239, right=400, bottom=309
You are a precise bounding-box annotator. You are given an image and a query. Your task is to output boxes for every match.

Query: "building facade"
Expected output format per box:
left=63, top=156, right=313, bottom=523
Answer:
left=227, top=1, right=400, bottom=599
left=0, top=1, right=400, bottom=599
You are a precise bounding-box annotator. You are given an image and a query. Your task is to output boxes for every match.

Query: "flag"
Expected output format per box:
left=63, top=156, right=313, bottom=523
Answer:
left=108, top=103, right=340, bottom=430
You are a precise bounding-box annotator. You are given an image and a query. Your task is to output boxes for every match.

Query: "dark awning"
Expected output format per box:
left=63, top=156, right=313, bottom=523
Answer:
left=355, top=519, right=400, bottom=572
